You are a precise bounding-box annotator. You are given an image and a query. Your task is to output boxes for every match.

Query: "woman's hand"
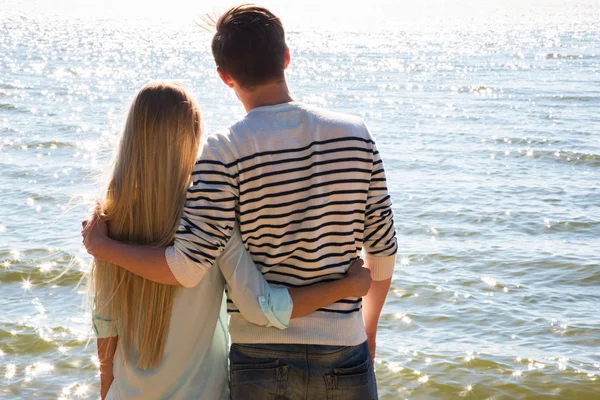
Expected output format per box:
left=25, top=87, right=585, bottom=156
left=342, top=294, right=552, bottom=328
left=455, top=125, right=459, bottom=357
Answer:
left=344, top=259, right=372, bottom=298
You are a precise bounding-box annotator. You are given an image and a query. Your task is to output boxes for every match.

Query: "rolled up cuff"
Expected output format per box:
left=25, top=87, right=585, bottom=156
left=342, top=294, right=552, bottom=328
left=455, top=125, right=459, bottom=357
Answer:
left=258, top=286, right=293, bottom=330
left=365, top=253, right=396, bottom=281
left=165, top=245, right=207, bottom=288
left=93, top=315, right=118, bottom=338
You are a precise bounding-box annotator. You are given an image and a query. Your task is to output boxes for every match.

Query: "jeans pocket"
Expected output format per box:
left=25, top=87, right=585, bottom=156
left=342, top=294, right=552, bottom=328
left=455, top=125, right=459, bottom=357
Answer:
left=230, top=359, right=290, bottom=400
left=324, top=358, right=378, bottom=400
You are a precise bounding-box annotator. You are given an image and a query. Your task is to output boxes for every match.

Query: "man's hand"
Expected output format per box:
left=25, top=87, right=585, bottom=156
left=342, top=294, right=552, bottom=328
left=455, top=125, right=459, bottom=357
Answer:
left=345, top=259, right=372, bottom=298
left=81, top=212, right=109, bottom=260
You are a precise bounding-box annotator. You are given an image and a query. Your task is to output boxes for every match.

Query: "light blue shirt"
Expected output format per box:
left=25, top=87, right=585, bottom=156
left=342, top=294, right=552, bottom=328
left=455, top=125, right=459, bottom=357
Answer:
left=93, top=226, right=293, bottom=400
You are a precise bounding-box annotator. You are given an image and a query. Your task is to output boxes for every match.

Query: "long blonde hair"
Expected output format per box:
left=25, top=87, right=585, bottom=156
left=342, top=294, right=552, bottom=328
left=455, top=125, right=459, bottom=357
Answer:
left=89, top=81, right=202, bottom=369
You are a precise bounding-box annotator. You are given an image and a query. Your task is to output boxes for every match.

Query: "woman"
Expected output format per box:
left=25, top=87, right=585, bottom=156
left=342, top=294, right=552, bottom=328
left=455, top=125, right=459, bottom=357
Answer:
left=87, top=82, right=371, bottom=400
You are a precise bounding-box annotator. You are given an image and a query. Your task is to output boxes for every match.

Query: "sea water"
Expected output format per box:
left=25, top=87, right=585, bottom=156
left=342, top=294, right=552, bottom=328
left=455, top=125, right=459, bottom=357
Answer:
left=1, top=1, right=599, bottom=398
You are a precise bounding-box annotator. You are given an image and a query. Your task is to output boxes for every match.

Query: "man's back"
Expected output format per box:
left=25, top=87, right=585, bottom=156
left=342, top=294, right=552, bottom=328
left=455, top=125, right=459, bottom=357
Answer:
left=184, top=102, right=397, bottom=344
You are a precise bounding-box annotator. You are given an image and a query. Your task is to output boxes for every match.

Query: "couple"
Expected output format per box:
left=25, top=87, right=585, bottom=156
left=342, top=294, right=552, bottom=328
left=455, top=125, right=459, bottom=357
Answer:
left=82, top=4, right=397, bottom=400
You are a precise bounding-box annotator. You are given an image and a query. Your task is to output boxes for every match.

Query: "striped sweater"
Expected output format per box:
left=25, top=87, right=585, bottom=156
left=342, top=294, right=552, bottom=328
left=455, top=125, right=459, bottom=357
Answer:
left=168, top=102, right=397, bottom=345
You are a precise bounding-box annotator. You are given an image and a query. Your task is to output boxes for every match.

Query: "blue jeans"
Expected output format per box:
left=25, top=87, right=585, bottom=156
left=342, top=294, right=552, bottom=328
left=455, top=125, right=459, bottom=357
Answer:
left=229, top=341, right=377, bottom=400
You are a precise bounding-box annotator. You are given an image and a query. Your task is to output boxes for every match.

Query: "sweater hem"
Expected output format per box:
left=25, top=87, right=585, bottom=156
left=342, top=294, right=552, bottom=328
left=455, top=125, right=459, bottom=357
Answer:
left=229, top=311, right=367, bottom=346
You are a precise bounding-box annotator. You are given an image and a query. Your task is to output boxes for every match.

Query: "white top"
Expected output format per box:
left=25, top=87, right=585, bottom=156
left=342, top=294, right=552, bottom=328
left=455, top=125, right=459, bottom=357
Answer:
left=167, top=102, right=397, bottom=346
left=94, top=227, right=293, bottom=400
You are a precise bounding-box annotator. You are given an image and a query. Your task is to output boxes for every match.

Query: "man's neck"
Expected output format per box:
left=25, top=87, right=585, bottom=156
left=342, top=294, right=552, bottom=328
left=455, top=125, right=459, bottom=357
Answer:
left=239, top=81, right=294, bottom=112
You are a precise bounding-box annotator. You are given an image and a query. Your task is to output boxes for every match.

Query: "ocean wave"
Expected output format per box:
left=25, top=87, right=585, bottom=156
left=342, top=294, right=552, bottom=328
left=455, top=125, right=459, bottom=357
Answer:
left=2, top=140, right=77, bottom=151
left=545, top=53, right=584, bottom=59
left=0, top=248, right=87, bottom=287
left=375, top=353, right=600, bottom=399
left=0, top=103, right=17, bottom=110
left=0, top=83, right=33, bottom=90
left=0, top=267, right=85, bottom=286
left=542, top=95, right=600, bottom=102
left=0, top=325, right=68, bottom=355
left=485, top=135, right=566, bottom=146
left=529, top=149, right=600, bottom=168
left=29, top=141, right=76, bottom=149
left=452, top=85, right=503, bottom=95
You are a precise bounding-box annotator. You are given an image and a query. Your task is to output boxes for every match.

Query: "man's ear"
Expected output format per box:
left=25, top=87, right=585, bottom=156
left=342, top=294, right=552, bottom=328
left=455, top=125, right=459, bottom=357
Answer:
left=217, top=68, right=235, bottom=88
left=284, top=48, right=290, bottom=70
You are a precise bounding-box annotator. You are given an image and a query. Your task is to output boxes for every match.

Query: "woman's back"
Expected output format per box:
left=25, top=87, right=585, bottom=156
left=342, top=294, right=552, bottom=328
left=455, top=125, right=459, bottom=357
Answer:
left=89, top=82, right=228, bottom=399
left=106, top=266, right=229, bottom=400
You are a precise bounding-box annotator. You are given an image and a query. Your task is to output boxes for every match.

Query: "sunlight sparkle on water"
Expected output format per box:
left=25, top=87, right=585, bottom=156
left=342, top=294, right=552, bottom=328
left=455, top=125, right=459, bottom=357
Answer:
left=395, top=313, right=412, bottom=324
left=480, top=276, right=497, bottom=287
left=38, top=262, right=55, bottom=273
left=558, top=358, right=568, bottom=371
left=5, top=364, right=16, bottom=379
left=24, top=361, right=55, bottom=379
left=9, top=249, right=22, bottom=260
left=61, top=386, right=73, bottom=396
left=22, top=278, right=33, bottom=291
left=388, top=362, right=403, bottom=373
left=74, top=383, right=90, bottom=397
left=90, top=354, right=100, bottom=368
left=465, top=351, right=475, bottom=362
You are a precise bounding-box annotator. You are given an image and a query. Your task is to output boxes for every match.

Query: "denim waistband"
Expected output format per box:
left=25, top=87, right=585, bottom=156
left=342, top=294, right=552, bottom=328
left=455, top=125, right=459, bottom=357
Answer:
left=230, top=341, right=368, bottom=357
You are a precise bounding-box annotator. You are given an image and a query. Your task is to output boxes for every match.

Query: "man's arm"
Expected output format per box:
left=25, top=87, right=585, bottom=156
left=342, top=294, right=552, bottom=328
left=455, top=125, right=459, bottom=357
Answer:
left=82, top=218, right=178, bottom=285
left=362, top=277, right=392, bottom=360
left=361, top=128, right=398, bottom=360
left=82, top=135, right=239, bottom=287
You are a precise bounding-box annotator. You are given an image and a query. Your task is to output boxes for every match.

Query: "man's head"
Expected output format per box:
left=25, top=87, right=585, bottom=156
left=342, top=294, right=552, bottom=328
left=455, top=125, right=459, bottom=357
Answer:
left=212, top=4, right=289, bottom=91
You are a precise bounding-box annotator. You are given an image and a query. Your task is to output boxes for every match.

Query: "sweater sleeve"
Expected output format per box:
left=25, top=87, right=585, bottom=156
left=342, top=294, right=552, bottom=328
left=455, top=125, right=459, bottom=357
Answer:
left=167, top=134, right=239, bottom=287
left=362, top=127, right=398, bottom=280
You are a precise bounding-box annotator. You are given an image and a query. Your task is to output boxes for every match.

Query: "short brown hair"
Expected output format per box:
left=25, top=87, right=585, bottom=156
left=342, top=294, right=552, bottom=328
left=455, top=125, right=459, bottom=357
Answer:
left=212, top=4, right=287, bottom=88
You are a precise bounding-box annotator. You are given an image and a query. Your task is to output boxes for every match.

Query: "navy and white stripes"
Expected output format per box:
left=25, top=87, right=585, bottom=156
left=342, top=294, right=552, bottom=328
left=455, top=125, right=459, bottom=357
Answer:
left=172, top=103, right=397, bottom=321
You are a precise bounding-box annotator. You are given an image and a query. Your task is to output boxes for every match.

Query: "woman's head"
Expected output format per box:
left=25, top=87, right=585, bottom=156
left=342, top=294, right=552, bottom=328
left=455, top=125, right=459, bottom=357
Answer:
left=110, top=81, right=202, bottom=241
left=90, top=81, right=202, bottom=369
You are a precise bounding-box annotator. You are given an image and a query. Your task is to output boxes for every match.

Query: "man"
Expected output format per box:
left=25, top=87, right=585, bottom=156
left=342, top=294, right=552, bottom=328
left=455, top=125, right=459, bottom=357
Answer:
left=83, top=4, right=397, bottom=399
